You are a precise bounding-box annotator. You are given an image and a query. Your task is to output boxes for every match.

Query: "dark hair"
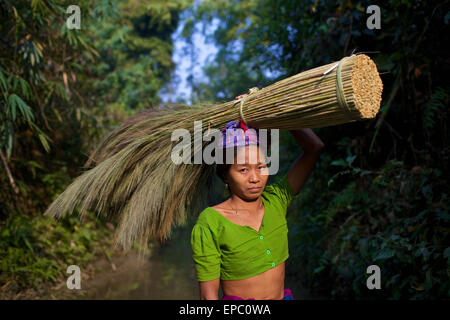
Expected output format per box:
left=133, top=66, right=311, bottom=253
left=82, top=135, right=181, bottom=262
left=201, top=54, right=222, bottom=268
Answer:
left=215, top=147, right=236, bottom=184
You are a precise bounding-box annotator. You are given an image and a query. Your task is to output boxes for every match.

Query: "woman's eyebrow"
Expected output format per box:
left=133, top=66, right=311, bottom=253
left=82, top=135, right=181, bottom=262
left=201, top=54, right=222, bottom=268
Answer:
left=236, top=161, right=266, bottom=166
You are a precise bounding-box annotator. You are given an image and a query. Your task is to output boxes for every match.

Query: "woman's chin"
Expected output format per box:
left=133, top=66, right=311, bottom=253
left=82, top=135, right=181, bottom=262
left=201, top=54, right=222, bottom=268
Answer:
left=243, top=191, right=263, bottom=201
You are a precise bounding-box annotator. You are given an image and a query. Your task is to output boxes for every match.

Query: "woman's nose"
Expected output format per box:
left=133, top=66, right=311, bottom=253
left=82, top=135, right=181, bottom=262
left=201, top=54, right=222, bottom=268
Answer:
left=249, top=170, right=260, bottom=183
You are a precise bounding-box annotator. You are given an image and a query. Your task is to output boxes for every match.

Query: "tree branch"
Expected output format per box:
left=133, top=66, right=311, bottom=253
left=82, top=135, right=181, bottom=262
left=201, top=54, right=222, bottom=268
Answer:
left=0, top=149, right=19, bottom=194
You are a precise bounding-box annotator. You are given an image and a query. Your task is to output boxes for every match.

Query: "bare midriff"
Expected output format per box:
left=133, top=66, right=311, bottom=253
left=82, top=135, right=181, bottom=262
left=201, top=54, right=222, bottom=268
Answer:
left=211, top=201, right=286, bottom=300
left=221, top=261, right=285, bottom=300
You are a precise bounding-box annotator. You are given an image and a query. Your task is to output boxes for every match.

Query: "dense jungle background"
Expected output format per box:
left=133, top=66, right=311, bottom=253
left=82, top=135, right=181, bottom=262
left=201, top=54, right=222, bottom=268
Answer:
left=0, top=0, right=448, bottom=299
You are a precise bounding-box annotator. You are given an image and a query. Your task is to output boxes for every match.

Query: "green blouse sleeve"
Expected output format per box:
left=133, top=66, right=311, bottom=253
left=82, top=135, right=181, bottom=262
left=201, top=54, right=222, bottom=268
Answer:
left=190, top=223, right=221, bottom=282
left=265, top=173, right=295, bottom=212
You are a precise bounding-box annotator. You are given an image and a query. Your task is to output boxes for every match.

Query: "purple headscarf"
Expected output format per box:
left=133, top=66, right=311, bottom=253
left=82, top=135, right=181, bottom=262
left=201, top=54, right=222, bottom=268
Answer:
left=219, top=119, right=258, bottom=149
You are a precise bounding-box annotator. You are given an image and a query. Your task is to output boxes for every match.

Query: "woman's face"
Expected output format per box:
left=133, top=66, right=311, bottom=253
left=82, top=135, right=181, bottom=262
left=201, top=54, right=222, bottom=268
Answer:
left=225, top=145, right=269, bottom=201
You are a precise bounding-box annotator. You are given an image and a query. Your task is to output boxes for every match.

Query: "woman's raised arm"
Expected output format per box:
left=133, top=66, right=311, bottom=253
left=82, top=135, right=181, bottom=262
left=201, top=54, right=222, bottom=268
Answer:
left=286, top=129, right=325, bottom=196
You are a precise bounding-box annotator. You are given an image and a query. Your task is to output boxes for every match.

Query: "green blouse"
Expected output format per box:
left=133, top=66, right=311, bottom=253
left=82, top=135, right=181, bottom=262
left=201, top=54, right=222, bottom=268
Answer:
left=190, top=174, right=296, bottom=282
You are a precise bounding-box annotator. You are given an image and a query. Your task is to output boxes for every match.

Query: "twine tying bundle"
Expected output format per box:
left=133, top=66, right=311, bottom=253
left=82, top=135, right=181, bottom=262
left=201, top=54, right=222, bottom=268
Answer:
left=335, top=55, right=354, bottom=120
left=234, top=87, right=260, bottom=125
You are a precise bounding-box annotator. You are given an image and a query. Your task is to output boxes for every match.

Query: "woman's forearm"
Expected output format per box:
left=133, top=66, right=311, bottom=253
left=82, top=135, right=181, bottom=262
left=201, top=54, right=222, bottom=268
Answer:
left=199, top=279, right=220, bottom=300
left=289, top=129, right=325, bottom=152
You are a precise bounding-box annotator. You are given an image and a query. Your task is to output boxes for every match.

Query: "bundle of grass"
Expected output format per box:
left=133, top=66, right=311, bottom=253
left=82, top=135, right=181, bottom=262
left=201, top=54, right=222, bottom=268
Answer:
left=44, top=54, right=382, bottom=250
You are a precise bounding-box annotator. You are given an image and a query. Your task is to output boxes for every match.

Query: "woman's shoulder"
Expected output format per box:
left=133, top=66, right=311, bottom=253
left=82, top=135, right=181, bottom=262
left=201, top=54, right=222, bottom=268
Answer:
left=191, top=207, right=224, bottom=242
left=262, top=172, right=295, bottom=210
left=263, top=172, right=289, bottom=194
left=195, top=206, right=222, bottom=228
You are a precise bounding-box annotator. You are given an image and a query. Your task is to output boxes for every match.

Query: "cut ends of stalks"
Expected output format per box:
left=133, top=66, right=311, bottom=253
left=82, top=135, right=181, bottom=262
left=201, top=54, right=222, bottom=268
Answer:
left=352, top=54, right=383, bottom=119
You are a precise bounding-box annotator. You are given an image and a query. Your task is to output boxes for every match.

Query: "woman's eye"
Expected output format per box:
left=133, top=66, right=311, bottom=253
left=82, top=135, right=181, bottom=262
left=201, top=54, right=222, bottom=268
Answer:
left=240, top=168, right=247, bottom=173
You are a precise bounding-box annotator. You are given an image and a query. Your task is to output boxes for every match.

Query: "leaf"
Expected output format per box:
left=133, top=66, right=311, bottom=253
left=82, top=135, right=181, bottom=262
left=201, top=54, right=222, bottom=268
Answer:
left=52, top=107, right=63, bottom=123
left=411, top=283, right=425, bottom=291
left=314, top=265, right=325, bottom=273
left=414, top=247, right=430, bottom=260
left=331, top=159, right=347, bottom=167
left=8, top=96, right=17, bottom=121
left=5, top=121, right=14, bottom=159
left=0, top=69, right=7, bottom=92
left=12, top=75, right=19, bottom=91
left=19, top=77, right=32, bottom=99
left=423, top=87, right=449, bottom=131
left=8, top=94, right=34, bottom=123
left=29, top=122, right=52, bottom=152
left=346, top=155, right=357, bottom=165
left=26, top=160, right=44, bottom=170
left=374, top=248, right=395, bottom=260
left=37, top=132, right=51, bottom=153
left=359, top=170, right=372, bottom=177
left=327, top=169, right=352, bottom=187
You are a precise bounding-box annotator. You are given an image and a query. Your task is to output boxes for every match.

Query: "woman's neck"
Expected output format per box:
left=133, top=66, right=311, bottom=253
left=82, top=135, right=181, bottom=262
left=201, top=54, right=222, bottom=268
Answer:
left=229, top=194, right=263, bottom=214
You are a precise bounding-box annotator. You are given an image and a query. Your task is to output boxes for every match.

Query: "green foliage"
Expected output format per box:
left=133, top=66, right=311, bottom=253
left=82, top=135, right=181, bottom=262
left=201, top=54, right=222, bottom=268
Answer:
left=288, top=156, right=449, bottom=299
left=327, top=154, right=373, bottom=188
left=87, top=0, right=191, bottom=111
left=423, top=87, right=449, bottom=131
left=0, top=211, right=115, bottom=289
left=0, top=0, right=187, bottom=175
left=0, top=0, right=187, bottom=295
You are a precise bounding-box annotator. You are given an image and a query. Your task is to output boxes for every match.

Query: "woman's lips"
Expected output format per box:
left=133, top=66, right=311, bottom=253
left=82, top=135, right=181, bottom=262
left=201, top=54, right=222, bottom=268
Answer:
left=248, top=187, right=262, bottom=192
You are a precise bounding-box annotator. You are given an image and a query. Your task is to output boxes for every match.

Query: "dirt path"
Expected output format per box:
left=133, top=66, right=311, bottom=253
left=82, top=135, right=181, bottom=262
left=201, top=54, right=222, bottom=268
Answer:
left=73, top=221, right=200, bottom=300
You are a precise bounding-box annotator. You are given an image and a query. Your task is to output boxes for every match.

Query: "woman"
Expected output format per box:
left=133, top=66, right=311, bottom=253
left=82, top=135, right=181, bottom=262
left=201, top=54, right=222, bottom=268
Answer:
left=191, top=94, right=325, bottom=300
